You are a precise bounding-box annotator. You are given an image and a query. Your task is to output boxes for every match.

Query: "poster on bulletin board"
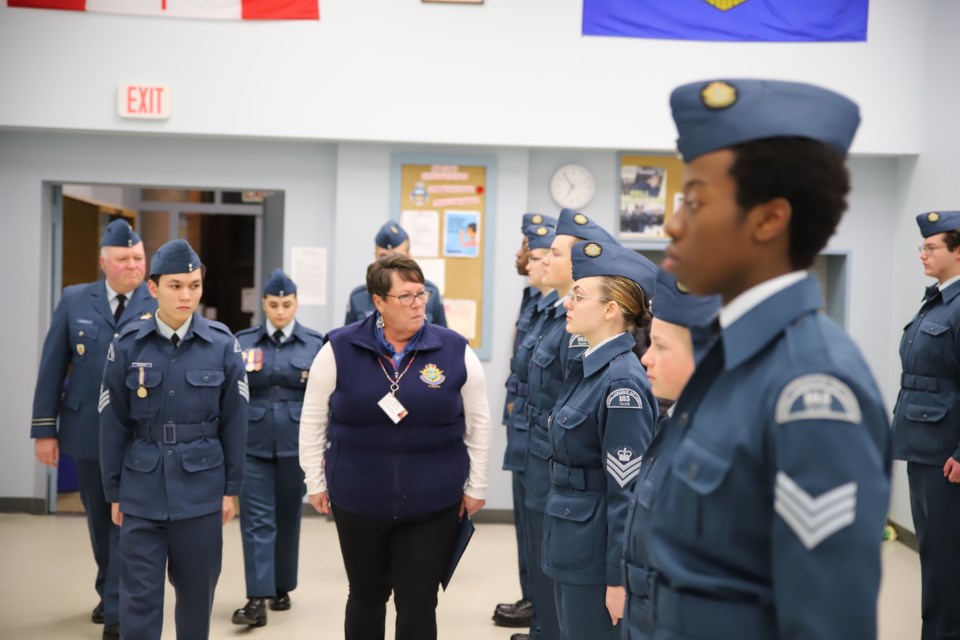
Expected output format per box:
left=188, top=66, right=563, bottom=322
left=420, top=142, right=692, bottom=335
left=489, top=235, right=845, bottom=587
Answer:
left=393, top=157, right=495, bottom=357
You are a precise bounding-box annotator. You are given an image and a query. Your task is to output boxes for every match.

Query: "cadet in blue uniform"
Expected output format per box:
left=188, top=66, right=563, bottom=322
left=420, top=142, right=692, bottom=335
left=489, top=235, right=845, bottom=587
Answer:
left=892, top=211, right=960, bottom=639
left=232, top=269, right=325, bottom=627
left=30, top=219, right=152, bottom=640
left=522, top=208, right=618, bottom=640
left=622, top=79, right=891, bottom=640
left=621, top=269, right=721, bottom=639
left=344, top=221, right=447, bottom=326
left=99, top=239, right=248, bottom=640
left=542, top=241, right=657, bottom=639
left=494, top=214, right=558, bottom=630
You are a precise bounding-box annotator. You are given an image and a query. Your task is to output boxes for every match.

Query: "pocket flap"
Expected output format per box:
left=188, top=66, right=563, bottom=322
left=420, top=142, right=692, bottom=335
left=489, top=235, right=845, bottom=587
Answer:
left=185, top=369, right=225, bottom=387
left=904, top=403, right=949, bottom=423
left=920, top=321, right=950, bottom=337
left=181, top=445, right=225, bottom=472
left=553, top=404, right=589, bottom=430
left=70, top=323, right=100, bottom=340
left=529, top=433, right=553, bottom=460
left=546, top=492, right=599, bottom=522
left=248, top=404, right=267, bottom=421
left=288, top=404, right=302, bottom=422
left=291, top=359, right=313, bottom=370
left=125, top=369, right=163, bottom=390
left=123, top=443, right=161, bottom=473
left=671, top=437, right=731, bottom=495
left=521, top=333, right=539, bottom=349
left=532, top=347, right=558, bottom=368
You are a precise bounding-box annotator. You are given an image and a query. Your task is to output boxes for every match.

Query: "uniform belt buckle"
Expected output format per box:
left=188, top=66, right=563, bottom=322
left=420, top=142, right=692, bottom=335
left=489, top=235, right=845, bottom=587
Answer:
left=163, top=423, right=176, bottom=444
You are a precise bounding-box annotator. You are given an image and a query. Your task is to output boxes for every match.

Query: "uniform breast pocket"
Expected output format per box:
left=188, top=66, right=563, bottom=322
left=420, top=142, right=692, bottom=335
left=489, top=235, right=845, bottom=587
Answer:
left=185, top=369, right=225, bottom=413
left=919, top=320, right=952, bottom=359
left=544, top=492, right=602, bottom=571
left=123, top=441, right=161, bottom=473
left=290, top=359, right=312, bottom=386
left=69, top=323, right=99, bottom=363
left=903, top=391, right=953, bottom=425
left=662, top=437, right=733, bottom=541
left=180, top=441, right=226, bottom=496
left=125, top=369, right=164, bottom=420
left=531, top=347, right=558, bottom=371
left=247, top=404, right=268, bottom=425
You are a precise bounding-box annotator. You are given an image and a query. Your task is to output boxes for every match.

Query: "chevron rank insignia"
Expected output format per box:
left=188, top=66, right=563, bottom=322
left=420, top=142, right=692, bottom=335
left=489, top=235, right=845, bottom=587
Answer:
left=98, top=384, right=110, bottom=414
left=774, top=471, right=857, bottom=550
left=775, top=374, right=861, bottom=424
left=606, top=446, right=642, bottom=488
left=606, top=388, right=643, bottom=410
left=238, top=375, right=250, bottom=402
left=569, top=334, right=589, bottom=349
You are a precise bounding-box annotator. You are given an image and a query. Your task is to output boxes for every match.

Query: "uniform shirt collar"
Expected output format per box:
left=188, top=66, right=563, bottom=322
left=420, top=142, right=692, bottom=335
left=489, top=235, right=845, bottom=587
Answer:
left=155, top=313, right=193, bottom=342
left=583, top=332, right=625, bottom=359
left=536, top=289, right=560, bottom=312
left=939, top=273, right=960, bottom=292
left=582, top=332, right=636, bottom=377
left=104, top=280, right=120, bottom=304
left=265, top=319, right=296, bottom=342
left=719, top=271, right=807, bottom=329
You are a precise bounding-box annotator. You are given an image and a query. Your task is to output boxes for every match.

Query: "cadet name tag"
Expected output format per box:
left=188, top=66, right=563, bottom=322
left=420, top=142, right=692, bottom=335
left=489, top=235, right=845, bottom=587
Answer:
left=606, top=388, right=643, bottom=409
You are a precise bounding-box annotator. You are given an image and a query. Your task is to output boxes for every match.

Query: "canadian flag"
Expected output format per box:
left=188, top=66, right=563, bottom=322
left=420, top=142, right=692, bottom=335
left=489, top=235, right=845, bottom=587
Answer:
left=8, top=0, right=319, bottom=20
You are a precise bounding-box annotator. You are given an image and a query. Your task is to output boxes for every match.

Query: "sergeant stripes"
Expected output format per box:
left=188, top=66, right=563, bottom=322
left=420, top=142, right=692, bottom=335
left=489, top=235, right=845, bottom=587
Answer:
left=774, top=471, right=857, bottom=550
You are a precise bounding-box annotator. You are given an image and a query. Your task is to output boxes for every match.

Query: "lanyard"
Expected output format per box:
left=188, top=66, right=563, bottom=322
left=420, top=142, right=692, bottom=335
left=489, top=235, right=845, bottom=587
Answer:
left=377, top=353, right=417, bottom=395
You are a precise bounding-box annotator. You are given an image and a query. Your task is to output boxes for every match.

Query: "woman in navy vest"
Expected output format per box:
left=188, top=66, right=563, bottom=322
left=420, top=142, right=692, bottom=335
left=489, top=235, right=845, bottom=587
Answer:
left=540, top=241, right=657, bottom=639
left=299, top=253, right=490, bottom=640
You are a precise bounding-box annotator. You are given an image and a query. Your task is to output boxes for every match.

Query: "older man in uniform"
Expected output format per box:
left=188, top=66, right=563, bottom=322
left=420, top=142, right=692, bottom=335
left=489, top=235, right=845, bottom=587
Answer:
left=99, top=239, right=248, bottom=640
left=30, top=219, right=153, bottom=639
left=893, top=210, right=960, bottom=639
left=344, top=221, right=447, bottom=327
left=622, top=80, right=891, bottom=639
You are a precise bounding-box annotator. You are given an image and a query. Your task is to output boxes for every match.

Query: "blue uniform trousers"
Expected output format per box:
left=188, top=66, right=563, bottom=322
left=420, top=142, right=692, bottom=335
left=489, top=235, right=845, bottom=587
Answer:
left=512, top=470, right=531, bottom=601
left=526, top=509, right=561, bottom=640
left=239, top=455, right=306, bottom=598
left=908, top=462, right=960, bottom=640
left=120, top=512, right=222, bottom=640
left=554, top=582, right=619, bottom=640
left=76, top=459, right=120, bottom=626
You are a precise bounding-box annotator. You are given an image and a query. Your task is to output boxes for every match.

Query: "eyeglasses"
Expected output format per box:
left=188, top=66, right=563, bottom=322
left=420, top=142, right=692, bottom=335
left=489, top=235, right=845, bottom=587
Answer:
left=383, top=290, right=431, bottom=307
left=569, top=290, right=610, bottom=305
left=918, top=244, right=948, bottom=255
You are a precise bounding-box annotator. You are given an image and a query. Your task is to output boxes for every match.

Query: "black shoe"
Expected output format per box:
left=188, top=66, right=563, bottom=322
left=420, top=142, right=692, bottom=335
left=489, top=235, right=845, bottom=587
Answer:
left=493, top=598, right=533, bottom=627
left=269, top=591, right=291, bottom=611
left=495, top=597, right=532, bottom=615
left=232, top=598, right=267, bottom=627
left=510, top=635, right=530, bottom=640
left=92, top=601, right=105, bottom=624
left=102, top=623, right=120, bottom=640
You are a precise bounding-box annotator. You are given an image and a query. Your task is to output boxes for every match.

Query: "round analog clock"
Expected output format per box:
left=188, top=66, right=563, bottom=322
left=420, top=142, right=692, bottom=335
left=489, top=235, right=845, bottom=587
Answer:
left=549, top=164, right=596, bottom=209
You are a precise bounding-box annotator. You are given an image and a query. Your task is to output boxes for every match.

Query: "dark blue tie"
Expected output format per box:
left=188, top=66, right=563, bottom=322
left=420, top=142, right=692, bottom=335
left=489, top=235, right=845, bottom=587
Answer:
left=924, top=285, right=940, bottom=303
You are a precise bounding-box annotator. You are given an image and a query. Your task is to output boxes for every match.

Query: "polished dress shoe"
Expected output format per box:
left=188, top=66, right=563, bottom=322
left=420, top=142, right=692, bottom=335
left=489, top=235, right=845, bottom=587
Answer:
left=493, top=598, right=533, bottom=627
left=495, top=597, right=532, bottom=615
left=232, top=598, right=267, bottom=627
left=92, top=601, right=105, bottom=624
left=510, top=635, right=530, bottom=640
left=269, top=591, right=291, bottom=611
left=102, top=623, right=120, bottom=639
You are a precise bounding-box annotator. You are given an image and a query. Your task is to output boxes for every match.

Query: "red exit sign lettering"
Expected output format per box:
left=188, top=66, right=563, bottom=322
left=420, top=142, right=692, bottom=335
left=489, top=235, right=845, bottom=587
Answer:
left=118, top=84, right=171, bottom=120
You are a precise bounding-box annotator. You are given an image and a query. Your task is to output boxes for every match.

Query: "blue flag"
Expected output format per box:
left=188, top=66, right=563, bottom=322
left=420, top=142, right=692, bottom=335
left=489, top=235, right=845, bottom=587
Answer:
left=582, top=0, right=869, bottom=42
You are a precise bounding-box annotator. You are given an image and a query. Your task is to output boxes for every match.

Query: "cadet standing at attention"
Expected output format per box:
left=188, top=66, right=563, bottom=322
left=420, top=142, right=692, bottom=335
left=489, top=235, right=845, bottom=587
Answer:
left=541, top=241, right=658, bottom=639
left=623, top=79, right=891, bottom=640
left=232, top=269, right=325, bottom=628
left=521, top=208, right=617, bottom=640
left=30, top=219, right=153, bottom=640
left=493, top=213, right=557, bottom=631
left=344, top=221, right=447, bottom=327
left=99, top=239, right=248, bottom=640
left=893, top=211, right=960, bottom=639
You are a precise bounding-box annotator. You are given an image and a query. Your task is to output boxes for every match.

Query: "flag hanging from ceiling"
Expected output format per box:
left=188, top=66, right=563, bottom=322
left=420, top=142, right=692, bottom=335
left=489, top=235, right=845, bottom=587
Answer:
left=8, top=0, right=319, bottom=20
left=583, top=0, right=868, bottom=42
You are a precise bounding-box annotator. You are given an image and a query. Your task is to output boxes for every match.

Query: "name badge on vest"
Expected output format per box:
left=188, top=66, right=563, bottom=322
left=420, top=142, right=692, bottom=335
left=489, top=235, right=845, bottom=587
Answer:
left=378, top=393, right=409, bottom=424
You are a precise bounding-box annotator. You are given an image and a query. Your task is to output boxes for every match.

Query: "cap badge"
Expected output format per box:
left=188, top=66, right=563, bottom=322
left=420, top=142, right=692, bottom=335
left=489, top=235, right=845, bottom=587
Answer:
left=279, top=289, right=285, bottom=296
left=701, top=81, right=738, bottom=110
left=676, top=280, right=690, bottom=294
left=536, top=226, right=548, bottom=236
left=390, top=225, right=399, bottom=234
left=188, top=262, right=194, bottom=272
left=573, top=213, right=589, bottom=225
left=532, top=214, right=543, bottom=224
left=128, top=239, right=133, bottom=247
left=928, top=212, right=941, bottom=223
left=584, top=243, right=603, bottom=258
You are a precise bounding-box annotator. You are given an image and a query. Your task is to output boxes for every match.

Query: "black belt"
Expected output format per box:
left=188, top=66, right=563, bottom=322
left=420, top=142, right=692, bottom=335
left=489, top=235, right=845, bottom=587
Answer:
left=551, top=461, right=605, bottom=491
left=901, top=373, right=960, bottom=393
left=251, top=386, right=304, bottom=402
left=135, top=421, right=218, bottom=444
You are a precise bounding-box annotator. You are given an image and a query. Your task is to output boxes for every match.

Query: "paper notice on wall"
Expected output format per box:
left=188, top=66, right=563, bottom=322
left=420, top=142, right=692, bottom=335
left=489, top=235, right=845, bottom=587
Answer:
left=400, top=210, right=440, bottom=257
left=444, top=298, right=477, bottom=340
left=417, top=258, right=446, bottom=295
left=290, top=247, right=327, bottom=306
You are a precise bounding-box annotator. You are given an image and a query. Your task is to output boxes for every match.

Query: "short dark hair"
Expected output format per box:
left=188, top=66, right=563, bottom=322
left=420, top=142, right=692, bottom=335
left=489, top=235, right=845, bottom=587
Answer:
left=366, top=254, right=425, bottom=299
left=728, top=137, right=850, bottom=270
left=944, top=230, right=960, bottom=252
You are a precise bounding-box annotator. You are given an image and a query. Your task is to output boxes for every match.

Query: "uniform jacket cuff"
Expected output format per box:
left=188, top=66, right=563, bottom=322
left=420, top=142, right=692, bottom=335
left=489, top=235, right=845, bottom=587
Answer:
left=30, top=426, right=57, bottom=439
left=225, top=481, right=243, bottom=496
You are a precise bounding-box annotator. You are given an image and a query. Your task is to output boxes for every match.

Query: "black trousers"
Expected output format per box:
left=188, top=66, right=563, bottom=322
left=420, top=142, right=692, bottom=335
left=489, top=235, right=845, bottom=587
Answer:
left=332, top=502, right=461, bottom=640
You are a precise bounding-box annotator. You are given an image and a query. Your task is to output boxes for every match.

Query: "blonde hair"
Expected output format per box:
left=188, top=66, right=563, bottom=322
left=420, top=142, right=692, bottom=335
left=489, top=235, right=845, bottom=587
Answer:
left=599, top=275, right=651, bottom=332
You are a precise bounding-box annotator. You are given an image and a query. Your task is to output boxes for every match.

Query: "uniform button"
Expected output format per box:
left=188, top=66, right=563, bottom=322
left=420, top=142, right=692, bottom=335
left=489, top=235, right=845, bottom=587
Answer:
left=169, top=391, right=175, bottom=397
left=678, top=412, right=689, bottom=427
left=561, top=416, right=568, bottom=423
left=689, top=463, right=699, bottom=479
left=202, top=457, right=208, bottom=463
left=78, top=330, right=84, bottom=336
left=134, top=458, right=140, bottom=465
left=203, top=375, right=210, bottom=382
left=563, top=508, right=571, bottom=516
left=114, top=333, right=119, bottom=338
left=166, top=450, right=173, bottom=456
left=171, top=358, right=176, bottom=363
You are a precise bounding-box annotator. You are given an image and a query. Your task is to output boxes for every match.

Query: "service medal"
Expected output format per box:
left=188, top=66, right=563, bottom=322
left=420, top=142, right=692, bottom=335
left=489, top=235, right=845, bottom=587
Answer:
left=137, top=387, right=148, bottom=399
left=136, top=366, right=147, bottom=398
left=242, top=348, right=264, bottom=372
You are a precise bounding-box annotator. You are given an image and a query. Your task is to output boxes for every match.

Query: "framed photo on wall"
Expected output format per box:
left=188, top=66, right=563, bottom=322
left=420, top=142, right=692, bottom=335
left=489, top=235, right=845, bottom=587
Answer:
left=617, top=153, right=686, bottom=241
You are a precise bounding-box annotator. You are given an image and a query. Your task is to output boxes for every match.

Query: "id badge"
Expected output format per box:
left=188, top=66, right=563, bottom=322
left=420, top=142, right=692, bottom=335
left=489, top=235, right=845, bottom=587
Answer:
left=378, top=392, right=409, bottom=424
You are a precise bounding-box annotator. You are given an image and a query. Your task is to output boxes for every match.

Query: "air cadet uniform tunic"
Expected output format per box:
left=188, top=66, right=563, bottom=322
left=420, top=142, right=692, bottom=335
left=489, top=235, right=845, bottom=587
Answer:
left=99, top=311, right=248, bottom=640
left=30, top=219, right=153, bottom=631
left=236, top=320, right=324, bottom=600
left=622, top=274, right=891, bottom=640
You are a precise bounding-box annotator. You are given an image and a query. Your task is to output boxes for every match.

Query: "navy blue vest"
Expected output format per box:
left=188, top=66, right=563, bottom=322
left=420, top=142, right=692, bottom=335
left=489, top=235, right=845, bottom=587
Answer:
left=325, top=314, right=470, bottom=518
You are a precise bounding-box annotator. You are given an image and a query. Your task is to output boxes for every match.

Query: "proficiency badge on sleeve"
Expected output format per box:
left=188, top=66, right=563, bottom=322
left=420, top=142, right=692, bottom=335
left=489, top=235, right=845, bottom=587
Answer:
left=606, top=388, right=643, bottom=410
left=419, top=363, right=446, bottom=388
left=242, top=348, right=263, bottom=372
left=774, top=374, right=861, bottom=425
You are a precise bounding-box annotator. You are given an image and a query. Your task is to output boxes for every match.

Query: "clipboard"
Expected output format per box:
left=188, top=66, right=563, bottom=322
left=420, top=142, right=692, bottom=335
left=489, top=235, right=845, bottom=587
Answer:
left=441, top=514, right=475, bottom=591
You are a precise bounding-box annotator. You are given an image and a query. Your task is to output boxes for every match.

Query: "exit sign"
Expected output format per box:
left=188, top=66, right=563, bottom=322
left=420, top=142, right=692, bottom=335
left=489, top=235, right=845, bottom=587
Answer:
left=118, top=84, right=170, bottom=120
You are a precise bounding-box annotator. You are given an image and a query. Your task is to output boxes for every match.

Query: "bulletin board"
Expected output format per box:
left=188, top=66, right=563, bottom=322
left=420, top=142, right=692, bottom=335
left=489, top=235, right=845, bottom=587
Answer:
left=391, top=154, right=497, bottom=359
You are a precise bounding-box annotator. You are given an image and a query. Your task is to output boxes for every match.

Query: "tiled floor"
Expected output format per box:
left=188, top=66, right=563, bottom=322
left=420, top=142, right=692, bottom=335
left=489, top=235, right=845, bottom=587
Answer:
left=0, top=512, right=921, bottom=639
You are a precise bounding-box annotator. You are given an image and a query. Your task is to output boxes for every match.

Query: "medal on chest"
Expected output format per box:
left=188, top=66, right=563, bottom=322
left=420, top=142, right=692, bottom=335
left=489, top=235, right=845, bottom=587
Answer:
left=136, top=366, right=148, bottom=398
left=242, top=348, right=264, bottom=372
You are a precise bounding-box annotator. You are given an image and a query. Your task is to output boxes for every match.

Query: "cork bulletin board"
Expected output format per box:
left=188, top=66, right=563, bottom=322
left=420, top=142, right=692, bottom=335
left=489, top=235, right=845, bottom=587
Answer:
left=391, top=154, right=497, bottom=359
